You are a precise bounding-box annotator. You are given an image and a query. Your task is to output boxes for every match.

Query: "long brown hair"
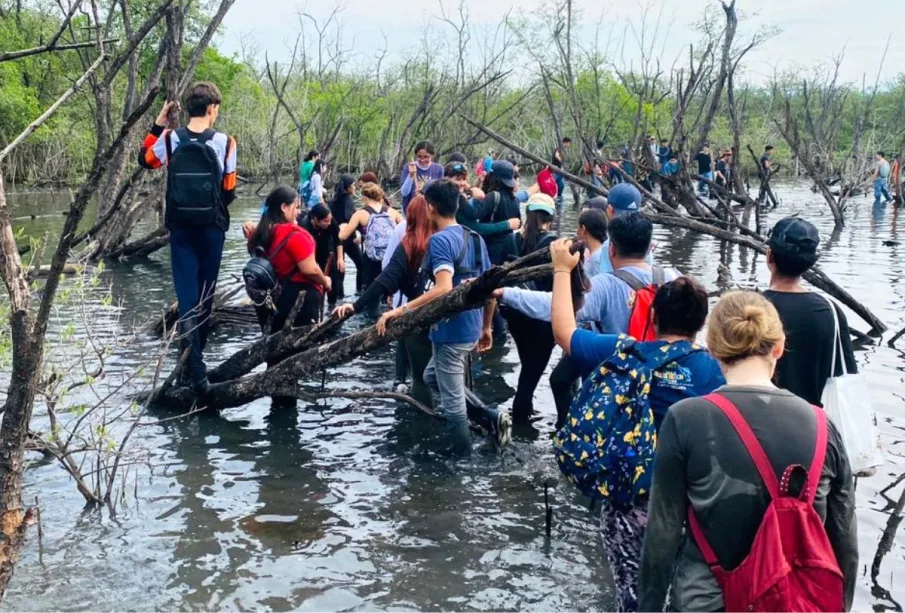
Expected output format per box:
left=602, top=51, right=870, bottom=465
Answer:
left=401, top=195, right=432, bottom=270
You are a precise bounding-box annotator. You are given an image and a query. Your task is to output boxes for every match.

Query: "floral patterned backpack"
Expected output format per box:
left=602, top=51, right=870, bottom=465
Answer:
left=554, top=337, right=701, bottom=508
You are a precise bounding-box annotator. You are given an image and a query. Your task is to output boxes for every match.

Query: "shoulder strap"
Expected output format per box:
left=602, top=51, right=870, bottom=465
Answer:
left=611, top=268, right=647, bottom=292
left=164, top=130, right=174, bottom=162
left=174, top=127, right=190, bottom=146
left=652, top=266, right=665, bottom=287
left=824, top=294, right=847, bottom=377
left=806, top=406, right=829, bottom=505
left=197, top=128, right=216, bottom=144
left=380, top=204, right=390, bottom=214
left=704, top=393, right=780, bottom=499
left=486, top=191, right=501, bottom=219
left=267, top=227, right=300, bottom=260
left=687, top=507, right=719, bottom=568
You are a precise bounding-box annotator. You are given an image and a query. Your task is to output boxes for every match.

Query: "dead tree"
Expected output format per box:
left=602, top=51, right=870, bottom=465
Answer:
left=78, top=0, right=236, bottom=262
left=463, top=117, right=887, bottom=335
left=0, top=17, right=161, bottom=595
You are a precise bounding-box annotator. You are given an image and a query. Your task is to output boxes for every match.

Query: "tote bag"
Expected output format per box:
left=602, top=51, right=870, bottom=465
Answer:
left=820, top=297, right=883, bottom=474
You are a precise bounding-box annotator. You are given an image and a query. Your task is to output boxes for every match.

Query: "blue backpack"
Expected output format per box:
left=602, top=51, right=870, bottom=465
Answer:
left=298, top=180, right=313, bottom=203
left=554, top=337, right=701, bottom=508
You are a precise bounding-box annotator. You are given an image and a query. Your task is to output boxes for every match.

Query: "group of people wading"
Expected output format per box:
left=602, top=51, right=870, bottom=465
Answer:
left=140, top=82, right=862, bottom=612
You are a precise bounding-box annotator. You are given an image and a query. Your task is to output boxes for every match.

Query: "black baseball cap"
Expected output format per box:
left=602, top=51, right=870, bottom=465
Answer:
left=491, top=160, right=517, bottom=187
left=768, top=217, right=819, bottom=257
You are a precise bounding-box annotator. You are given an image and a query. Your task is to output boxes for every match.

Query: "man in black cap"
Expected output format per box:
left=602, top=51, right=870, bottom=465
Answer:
left=763, top=217, right=858, bottom=407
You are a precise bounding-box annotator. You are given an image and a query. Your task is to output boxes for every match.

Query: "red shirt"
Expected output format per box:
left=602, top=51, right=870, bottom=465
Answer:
left=268, top=223, right=323, bottom=294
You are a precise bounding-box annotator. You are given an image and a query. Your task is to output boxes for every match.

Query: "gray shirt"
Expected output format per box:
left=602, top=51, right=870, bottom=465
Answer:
left=638, top=386, right=858, bottom=612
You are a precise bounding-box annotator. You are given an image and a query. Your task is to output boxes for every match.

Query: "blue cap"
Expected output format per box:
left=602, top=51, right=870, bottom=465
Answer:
left=491, top=160, right=517, bottom=188
left=607, top=183, right=642, bottom=213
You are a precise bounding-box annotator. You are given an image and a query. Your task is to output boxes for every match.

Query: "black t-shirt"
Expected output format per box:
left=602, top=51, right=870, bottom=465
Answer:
left=551, top=147, right=564, bottom=168
left=329, top=193, right=356, bottom=226
left=299, top=215, right=340, bottom=270
left=352, top=243, right=424, bottom=313
left=695, top=152, right=712, bottom=173
left=762, top=290, right=858, bottom=406
left=638, top=386, right=857, bottom=612
left=759, top=153, right=771, bottom=177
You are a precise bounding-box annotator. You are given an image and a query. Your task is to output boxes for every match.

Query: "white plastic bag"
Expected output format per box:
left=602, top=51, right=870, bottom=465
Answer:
left=820, top=298, right=883, bottom=475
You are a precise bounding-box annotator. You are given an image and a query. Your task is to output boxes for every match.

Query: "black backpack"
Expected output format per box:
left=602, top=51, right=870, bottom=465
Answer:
left=165, top=128, right=227, bottom=229
left=243, top=229, right=299, bottom=309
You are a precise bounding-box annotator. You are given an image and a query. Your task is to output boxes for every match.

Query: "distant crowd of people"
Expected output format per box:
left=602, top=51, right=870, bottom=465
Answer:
left=139, top=81, right=864, bottom=612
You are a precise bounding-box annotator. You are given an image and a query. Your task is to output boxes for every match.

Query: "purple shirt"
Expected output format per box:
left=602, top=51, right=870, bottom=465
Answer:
left=401, top=162, right=444, bottom=211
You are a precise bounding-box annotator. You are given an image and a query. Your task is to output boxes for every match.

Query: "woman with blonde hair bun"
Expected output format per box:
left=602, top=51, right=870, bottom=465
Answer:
left=638, top=291, right=858, bottom=613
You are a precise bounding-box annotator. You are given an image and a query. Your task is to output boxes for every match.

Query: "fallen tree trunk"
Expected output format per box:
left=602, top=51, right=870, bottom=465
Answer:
left=149, top=251, right=555, bottom=409
left=139, top=282, right=245, bottom=336
left=644, top=211, right=886, bottom=333
left=465, top=116, right=885, bottom=334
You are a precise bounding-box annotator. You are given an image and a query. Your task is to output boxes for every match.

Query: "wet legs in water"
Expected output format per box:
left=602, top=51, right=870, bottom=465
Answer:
left=423, top=342, right=474, bottom=454
left=600, top=500, right=648, bottom=612
left=169, top=226, right=225, bottom=389
left=504, top=309, right=556, bottom=424
left=550, top=354, right=581, bottom=430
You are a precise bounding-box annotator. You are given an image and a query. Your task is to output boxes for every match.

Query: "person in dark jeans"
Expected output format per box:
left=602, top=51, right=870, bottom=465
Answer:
left=695, top=144, right=713, bottom=196
left=551, top=136, right=572, bottom=208
left=139, top=82, right=237, bottom=393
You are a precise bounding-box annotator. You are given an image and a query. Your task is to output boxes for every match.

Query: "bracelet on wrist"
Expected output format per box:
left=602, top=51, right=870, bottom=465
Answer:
left=554, top=268, right=572, bottom=274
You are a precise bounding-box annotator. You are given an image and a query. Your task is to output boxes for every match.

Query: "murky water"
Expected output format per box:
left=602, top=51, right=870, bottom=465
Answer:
left=3, top=183, right=904, bottom=611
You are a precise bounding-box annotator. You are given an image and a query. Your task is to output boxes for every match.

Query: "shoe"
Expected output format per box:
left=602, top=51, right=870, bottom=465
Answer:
left=487, top=408, right=512, bottom=448
left=393, top=380, right=409, bottom=394
left=193, top=376, right=211, bottom=397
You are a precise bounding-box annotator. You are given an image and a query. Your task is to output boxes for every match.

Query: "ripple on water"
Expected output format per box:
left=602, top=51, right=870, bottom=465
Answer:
left=3, top=185, right=905, bottom=611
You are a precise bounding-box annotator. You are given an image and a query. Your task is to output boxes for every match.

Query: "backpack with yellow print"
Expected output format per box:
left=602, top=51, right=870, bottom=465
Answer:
left=554, top=336, right=700, bottom=508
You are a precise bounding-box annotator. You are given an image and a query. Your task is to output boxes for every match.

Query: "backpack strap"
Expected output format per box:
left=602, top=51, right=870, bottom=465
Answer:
left=705, top=393, right=781, bottom=499
left=380, top=203, right=390, bottom=214
left=454, top=225, right=483, bottom=274
left=805, top=406, right=828, bottom=505
left=687, top=391, right=781, bottom=571
left=652, top=265, right=666, bottom=287
left=164, top=129, right=174, bottom=162
left=267, top=228, right=300, bottom=260
left=687, top=507, right=720, bottom=568
left=611, top=268, right=647, bottom=292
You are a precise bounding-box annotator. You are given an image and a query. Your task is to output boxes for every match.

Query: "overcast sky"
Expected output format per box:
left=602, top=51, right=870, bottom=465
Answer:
left=219, top=0, right=904, bottom=85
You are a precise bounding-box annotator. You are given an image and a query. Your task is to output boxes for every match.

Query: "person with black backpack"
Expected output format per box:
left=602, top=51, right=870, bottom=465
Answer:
left=138, top=82, right=237, bottom=393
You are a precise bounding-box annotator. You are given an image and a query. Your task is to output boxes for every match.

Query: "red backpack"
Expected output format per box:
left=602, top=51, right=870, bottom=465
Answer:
left=688, top=393, right=845, bottom=612
left=612, top=266, right=665, bottom=341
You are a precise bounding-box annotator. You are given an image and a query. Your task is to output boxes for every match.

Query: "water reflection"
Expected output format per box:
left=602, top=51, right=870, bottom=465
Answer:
left=2, top=185, right=905, bottom=611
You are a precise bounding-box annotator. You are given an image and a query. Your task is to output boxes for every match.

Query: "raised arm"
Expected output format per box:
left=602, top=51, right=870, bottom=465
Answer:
left=550, top=239, right=580, bottom=351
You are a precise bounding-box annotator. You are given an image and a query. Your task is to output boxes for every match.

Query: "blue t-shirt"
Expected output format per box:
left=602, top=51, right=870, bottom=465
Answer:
left=597, top=239, right=654, bottom=275
left=427, top=225, right=491, bottom=344
left=569, top=330, right=725, bottom=429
